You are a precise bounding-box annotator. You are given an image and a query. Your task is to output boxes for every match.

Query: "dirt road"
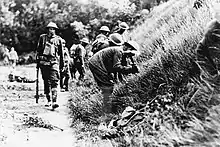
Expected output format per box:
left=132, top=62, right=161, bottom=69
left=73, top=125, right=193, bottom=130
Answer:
left=0, top=64, right=76, bottom=147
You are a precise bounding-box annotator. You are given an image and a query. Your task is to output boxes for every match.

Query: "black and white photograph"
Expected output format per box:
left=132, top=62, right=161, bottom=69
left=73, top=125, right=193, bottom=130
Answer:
left=0, top=0, right=220, bottom=146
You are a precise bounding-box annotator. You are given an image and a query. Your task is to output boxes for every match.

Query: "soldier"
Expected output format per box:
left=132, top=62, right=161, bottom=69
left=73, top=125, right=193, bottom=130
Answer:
left=36, top=22, right=64, bottom=109
left=91, top=26, right=110, bottom=54
left=60, top=39, right=70, bottom=92
left=114, top=22, right=129, bottom=42
left=9, top=47, right=18, bottom=69
left=3, top=47, right=10, bottom=66
left=117, top=40, right=140, bottom=82
left=88, top=33, right=139, bottom=114
left=69, top=37, right=89, bottom=81
left=112, top=22, right=130, bottom=82
left=196, top=4, right=220, bottom=88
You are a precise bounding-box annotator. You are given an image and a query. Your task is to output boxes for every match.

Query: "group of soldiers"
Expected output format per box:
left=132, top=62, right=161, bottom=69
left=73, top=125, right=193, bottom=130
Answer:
left=36, top=21, right=140, bottom=112
left=20, top=2, right=220, bottom=113
left=3, top=47, right=18, bottom=68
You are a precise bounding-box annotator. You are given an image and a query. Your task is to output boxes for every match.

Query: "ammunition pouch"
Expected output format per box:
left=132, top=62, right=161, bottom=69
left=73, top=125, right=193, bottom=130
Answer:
left=38, top=55, right=58, bottom=66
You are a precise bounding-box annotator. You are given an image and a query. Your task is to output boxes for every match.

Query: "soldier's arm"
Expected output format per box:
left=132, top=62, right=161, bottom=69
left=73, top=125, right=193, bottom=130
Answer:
left=36, top=35, right=44, bottom=53
left=112, top=50, right=134, bottom=74
left=58, top=39, right=64, bottom=69
left=36, top=35, right=44, bottom=66
left=79, top=47, right=84, bottom=66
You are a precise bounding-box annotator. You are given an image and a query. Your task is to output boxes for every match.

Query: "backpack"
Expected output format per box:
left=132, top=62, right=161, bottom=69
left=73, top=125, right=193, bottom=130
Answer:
left=91, top=34, right=109, bottom=54
left=69, top=44, right=78, bottom=58
left=72, top=44, right=86, bottom=65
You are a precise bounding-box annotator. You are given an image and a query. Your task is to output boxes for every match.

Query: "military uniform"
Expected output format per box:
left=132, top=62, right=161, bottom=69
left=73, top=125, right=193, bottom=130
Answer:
left=3, top=48, right=10, bottom=66
left=113, top=22, right=129, bottom=42
left=91, top=26, right=110, bottom=54
left=89, top=46, right=138, bottom=114
left=60, top=47, right=70, bottom=91
left=36, top=32, right=63, bottom=106
left=91, top=34, right=110, bottom=54
left=9, top=47, right=18, bottom=69
left=73, top=44, right=86, bottom=80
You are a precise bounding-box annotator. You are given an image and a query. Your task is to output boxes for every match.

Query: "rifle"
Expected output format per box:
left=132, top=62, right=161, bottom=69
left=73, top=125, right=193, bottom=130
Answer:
left=35, top=59, right=39, bottom=103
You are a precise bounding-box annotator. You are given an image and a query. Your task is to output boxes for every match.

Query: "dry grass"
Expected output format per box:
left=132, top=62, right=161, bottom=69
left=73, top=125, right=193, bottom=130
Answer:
left=69, top=0, right=220, bottom=146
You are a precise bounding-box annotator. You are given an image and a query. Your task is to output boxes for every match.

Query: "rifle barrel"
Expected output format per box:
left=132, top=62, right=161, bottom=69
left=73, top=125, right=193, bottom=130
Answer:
left=36, top=66, right=39, bottom=103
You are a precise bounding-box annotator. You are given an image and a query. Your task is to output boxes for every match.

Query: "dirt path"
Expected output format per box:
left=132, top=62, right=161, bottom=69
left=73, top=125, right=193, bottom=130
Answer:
left=0, top=64, right=77, bottom=147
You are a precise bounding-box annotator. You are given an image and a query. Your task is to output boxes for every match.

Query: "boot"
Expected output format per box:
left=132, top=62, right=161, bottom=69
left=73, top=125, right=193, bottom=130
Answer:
left=51, top=88, right=59, bottom=109
left=45, top=94, right=51, bottom=107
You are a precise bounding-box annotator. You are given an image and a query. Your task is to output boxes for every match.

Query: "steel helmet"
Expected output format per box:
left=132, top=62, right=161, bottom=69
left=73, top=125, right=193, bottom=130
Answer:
left=108, top=33, right=124, bottom=46
left=46, top=22, right=58, bottom=29
left=80, top=38, right=89, bottom=44
left=100, top=26, right=110, bottom=32
left=119, top=22, right=129, bottom=30
left=125, top=41, right=140, bottom=55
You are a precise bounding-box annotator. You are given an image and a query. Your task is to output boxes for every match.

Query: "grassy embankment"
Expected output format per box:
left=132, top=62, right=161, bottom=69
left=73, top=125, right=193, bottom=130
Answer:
left=70, top=0, right=220, bottom=146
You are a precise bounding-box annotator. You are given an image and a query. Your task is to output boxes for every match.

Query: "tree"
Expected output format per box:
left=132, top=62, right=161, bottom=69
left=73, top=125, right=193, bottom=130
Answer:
left=0, top=0, right=159, bottom=54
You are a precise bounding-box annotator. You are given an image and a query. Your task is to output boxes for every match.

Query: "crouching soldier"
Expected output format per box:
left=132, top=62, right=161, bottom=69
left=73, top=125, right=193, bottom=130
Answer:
left=196, top=6, right=220, bottom=88
left=36, top=22, right=64, bottom=109
left=116, top=40, right=140, bottom=82
left=88, top=33, right=139, bottom=114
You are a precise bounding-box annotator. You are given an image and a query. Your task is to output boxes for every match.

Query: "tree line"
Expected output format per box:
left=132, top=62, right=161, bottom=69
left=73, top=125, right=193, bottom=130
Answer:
left=0, top=0, right=169, bottom=55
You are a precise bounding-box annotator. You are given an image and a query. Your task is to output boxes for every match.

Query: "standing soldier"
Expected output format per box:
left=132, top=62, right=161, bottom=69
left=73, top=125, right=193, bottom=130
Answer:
left=70, top=38, right=89, bottom=81
left=88, top=33, right=139, bottom=114
left=9, top=47, right=18, bottom=69
left=91, top=26, right=110, bottom=54
left=60, top=39, right=70, bottom=92
left=36, top=22, right=64, bottom=109
left=3, top=47, right=10, bottom=66
left=114, top=22, right=129, bottom=42
left=69, top=43, right=77, bottom=79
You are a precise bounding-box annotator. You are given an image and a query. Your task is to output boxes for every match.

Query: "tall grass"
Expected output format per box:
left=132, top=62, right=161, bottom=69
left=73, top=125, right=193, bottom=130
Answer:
left=113, top=0, right=213, bottom=110
left=69, top=0, right=220, bottom=146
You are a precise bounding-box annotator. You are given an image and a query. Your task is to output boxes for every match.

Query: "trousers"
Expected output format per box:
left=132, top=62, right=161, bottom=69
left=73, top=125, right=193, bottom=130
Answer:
left=40, top=64, right=59, bottom=102
left=100, top=86, right=114, bottom=114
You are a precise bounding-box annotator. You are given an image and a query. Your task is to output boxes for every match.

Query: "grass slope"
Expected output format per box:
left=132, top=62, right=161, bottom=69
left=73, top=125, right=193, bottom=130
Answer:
left=69, top=0, right=220, bottom=146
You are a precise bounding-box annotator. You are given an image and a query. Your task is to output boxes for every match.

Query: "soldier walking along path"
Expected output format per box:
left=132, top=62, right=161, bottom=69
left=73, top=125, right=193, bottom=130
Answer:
left=0, top=64, right=77, bottom=147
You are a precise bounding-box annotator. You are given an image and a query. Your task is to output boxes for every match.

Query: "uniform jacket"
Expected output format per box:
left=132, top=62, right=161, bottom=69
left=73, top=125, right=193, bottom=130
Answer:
left=89, top=46, right=133, bottom=87
left=91, top=34, right=109, bottom=54
left=36, top=34, right=64, bottom=69
left=74, top=44, right=86, bottom=66
left=9, top=50, right=18, bottom=61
